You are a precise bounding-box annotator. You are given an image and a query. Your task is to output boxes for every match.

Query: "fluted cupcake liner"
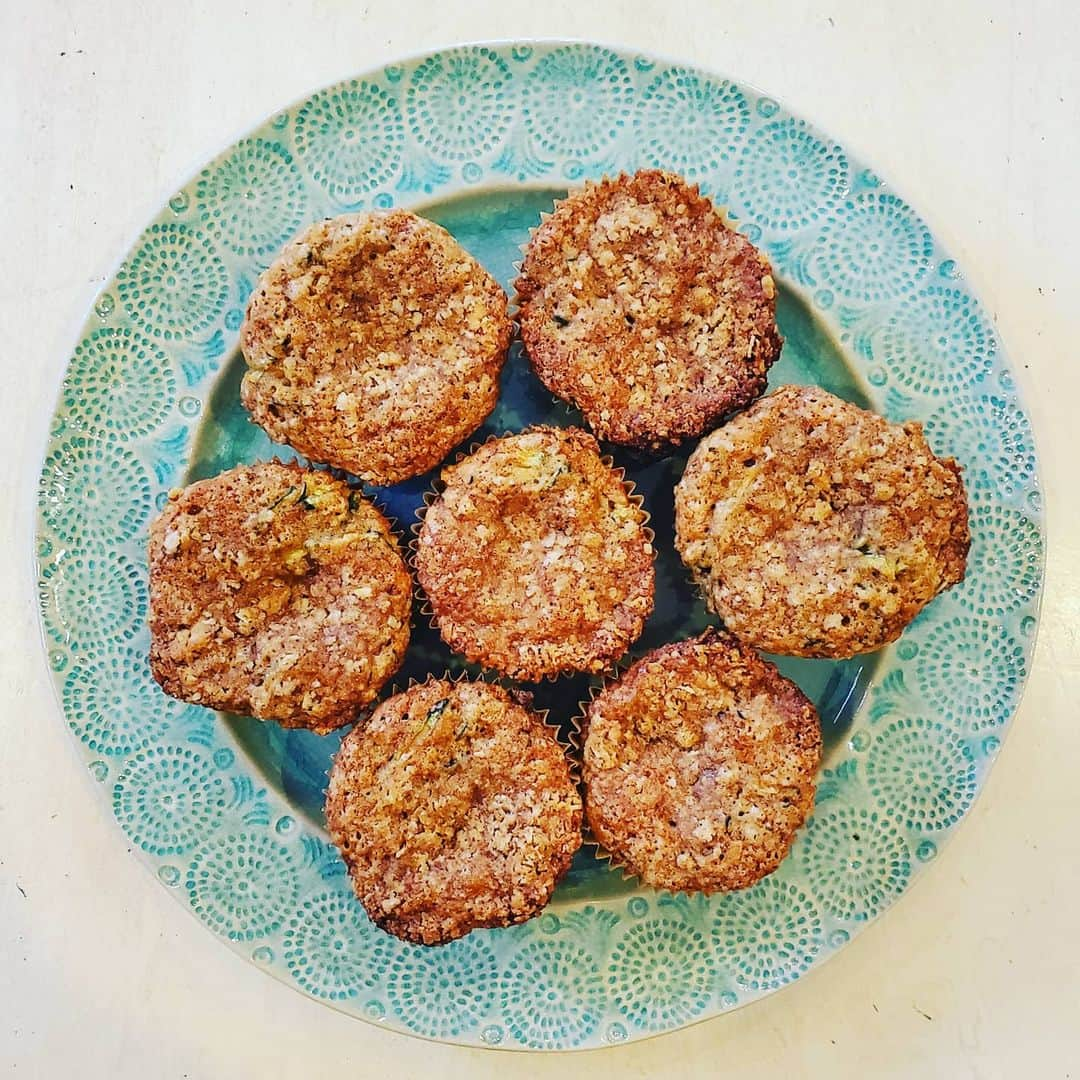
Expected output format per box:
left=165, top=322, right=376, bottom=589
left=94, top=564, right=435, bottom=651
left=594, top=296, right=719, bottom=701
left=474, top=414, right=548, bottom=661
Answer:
left=564, top=663, right=647, bottom=887
left=408, top=427, right=655, bottom=685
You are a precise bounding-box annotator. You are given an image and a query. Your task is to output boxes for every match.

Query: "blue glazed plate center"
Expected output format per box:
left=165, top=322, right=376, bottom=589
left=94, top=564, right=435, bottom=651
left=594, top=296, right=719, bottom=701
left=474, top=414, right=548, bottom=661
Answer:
left=189, top=186, right=880, bottom=898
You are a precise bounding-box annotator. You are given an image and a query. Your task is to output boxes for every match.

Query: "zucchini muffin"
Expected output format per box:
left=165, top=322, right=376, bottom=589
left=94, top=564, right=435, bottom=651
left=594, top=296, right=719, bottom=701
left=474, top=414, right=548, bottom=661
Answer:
left=515, top=170, right=782, bottom=450
left=240, top=211, right=512, bottom=486
left=148, top=461, right=411, bottom=733
left=326, top=678, right=582, bottom=945
left=675, top=385, right=970, bottom=658
left=582, top=629, right=821, bottom=894
left=415, top=426, right=655, bottom=680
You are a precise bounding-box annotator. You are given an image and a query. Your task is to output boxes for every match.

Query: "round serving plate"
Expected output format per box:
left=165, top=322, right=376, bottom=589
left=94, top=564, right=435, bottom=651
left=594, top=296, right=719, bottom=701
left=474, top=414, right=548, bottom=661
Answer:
left=35, top=41, right=1043, bottom=1050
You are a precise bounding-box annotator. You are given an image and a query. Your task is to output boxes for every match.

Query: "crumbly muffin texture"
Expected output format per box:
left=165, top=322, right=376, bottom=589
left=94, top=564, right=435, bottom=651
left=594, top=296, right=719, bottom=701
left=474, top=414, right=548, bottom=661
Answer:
left=241, top=211, right=512, bottom=486
left=148, top=461, right=411, bottom=733
left=516, top=170, right=782, bottom=450
left=675, top=384, right=970, bottom=658
left=582, top=629, right=821, bottom=894
left=326, top=678, right=582, bottom=945
left=415, top=426, right=655, bottom=680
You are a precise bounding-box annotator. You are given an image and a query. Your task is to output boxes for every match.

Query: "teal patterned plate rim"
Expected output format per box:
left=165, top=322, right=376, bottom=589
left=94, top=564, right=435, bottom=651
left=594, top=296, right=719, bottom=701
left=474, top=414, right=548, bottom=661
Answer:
left=35, top=41, right=1044, bottom=1050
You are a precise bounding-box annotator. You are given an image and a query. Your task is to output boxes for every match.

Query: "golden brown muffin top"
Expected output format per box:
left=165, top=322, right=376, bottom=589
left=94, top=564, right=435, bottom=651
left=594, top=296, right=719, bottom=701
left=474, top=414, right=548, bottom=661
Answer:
left=241, top=211, right=511, bottom=485
left=582, top=629, right=821, bottom=893
left=326, top=678, right=582, bottom=945
left=415, top=426, right=655, bottom=680
left=675, top=384, right=969, bottom=657
left=148, top=460, right=410, bottom=732
left=516, top=170, right=781, bottom=450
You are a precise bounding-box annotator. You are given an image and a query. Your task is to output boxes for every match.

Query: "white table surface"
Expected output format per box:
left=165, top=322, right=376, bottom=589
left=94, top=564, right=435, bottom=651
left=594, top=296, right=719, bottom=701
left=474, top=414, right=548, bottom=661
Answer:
left=2, top=2, right=1077, bottom=1076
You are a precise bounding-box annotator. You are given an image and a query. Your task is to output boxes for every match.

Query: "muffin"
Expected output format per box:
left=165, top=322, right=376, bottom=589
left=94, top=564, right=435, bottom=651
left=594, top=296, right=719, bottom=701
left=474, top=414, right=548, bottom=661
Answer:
left=582, top=629, right=821, bottom=893
left=414, top=426, right=655, bottom=680
left=240, top=211, right=512, bottom=486
left=148, top=460, right=411, bottom=733
left=515, top=170, right=782, bottom=450
left=674, top=384, right=970, bottom=658
left=325, top=678, right=582, bottom=945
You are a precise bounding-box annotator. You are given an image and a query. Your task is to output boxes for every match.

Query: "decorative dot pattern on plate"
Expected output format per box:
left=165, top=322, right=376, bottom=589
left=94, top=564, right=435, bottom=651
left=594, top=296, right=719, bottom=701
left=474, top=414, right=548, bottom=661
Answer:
left=500, top=938, right=606, bottom=1049
left=523, top=45, right=633, bottom=159
left=607, top=918, right=715, bottom=1029
left=116, top=223, right=229, bottom=340
left=798, top=806, right=912, bottom=922
left=913, top=615, right=1026, bottom=733
left=406, top=46, right=514, bottom=162
left=195, top=138, right=307, bottom=258
left=866, top=717, right=978, bottom=831
left=186, top=832, right=299, bottom=942
left=732, top=118, right=848, bottom=232
left=39, top=435, right=151, bottom=546
left=112, top=745, right=228, bottom=856
left=62, top=327, right=177, bottom=439
left=283, top=890, right=387, bottom=1000
left=61, top=648, right=174, bottom=756
left=924, top=392, right=1037, bottom=498
left=878, top=285, right=996, bottom=394
left=815, top=193, right=933, bottom=302
left=293, top=80, right=405, bottom=202
left=386, top=936, right=498, bottom=1039
left=954, top=496, right=1042, bottom=617
left=35, top=43, right=1042, bottom=1050
left=40, top=547, right=146, bottom=653
left=634, top=68, right=749, bottom=179
left=711, top=878, right=824, bottom=992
